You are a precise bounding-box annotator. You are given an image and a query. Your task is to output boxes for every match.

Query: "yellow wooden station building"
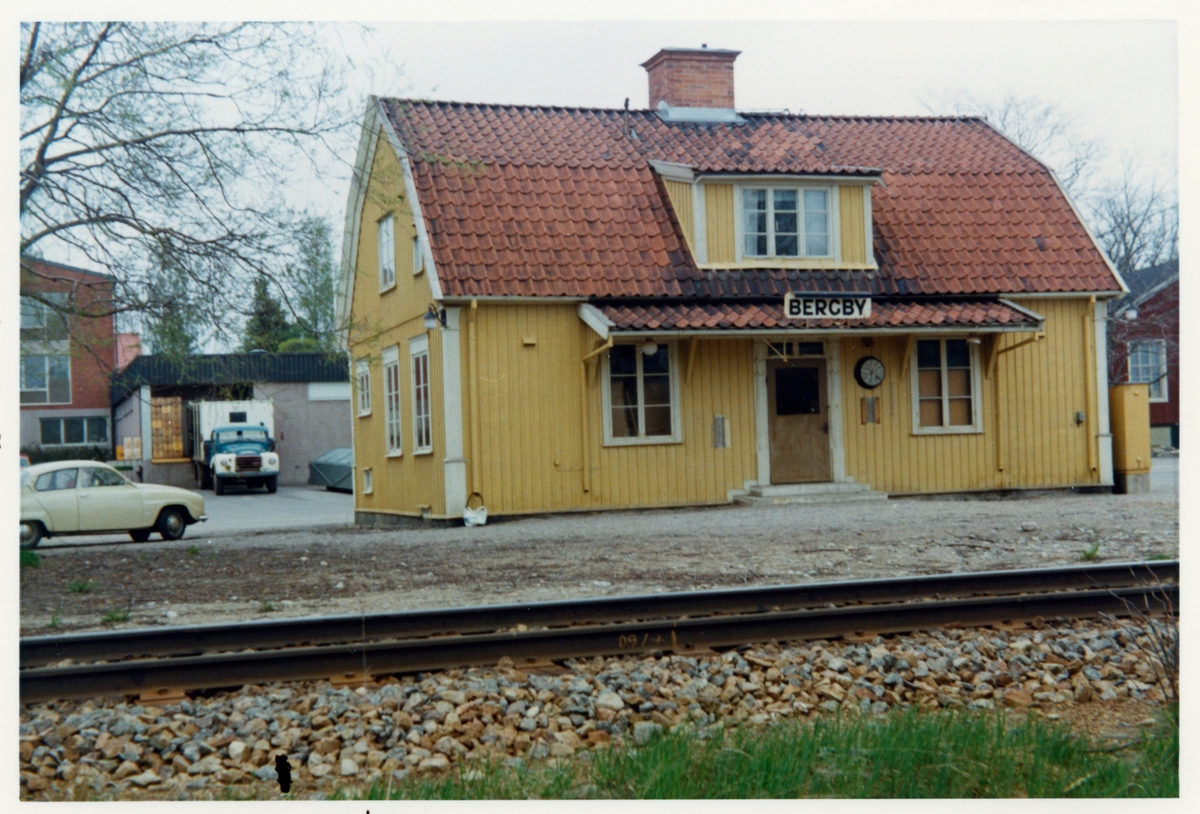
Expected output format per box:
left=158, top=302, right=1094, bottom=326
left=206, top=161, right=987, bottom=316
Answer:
left=337, top=48, right=1127, bottom=525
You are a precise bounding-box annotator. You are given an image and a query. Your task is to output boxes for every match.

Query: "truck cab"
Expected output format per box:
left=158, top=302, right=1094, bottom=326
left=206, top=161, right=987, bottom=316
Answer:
left=204, top=424, right=280, bottom=494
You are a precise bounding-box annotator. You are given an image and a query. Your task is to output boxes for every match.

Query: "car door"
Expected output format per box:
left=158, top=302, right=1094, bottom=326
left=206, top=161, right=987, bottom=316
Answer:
left=32, top=468, right=80, bottom=533
left=77, top=466, right=143, bottom=531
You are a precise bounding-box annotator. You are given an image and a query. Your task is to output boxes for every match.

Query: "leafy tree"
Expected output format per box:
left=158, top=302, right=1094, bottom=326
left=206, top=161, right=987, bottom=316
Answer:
left=144, top=243, right=201, bottom=360
left=20, top=22, right=355, bottom=350
left=285, top=215, right=338, bottom=350
left=241, top=276, right=298, bottom=353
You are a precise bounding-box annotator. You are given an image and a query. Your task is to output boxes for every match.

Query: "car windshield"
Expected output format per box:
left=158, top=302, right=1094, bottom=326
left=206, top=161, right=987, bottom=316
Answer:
left=215, top=429, right=268, bottom=444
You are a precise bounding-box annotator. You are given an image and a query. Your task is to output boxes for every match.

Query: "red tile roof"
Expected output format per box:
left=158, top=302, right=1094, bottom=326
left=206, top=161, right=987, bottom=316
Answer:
left=380, top=100, right=1120, bottom=299
left=597, top=300, right=1042, bottom=332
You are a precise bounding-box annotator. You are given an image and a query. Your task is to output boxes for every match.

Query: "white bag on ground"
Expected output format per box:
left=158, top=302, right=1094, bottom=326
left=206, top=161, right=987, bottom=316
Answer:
left=463, top=492, right=488, bottom=527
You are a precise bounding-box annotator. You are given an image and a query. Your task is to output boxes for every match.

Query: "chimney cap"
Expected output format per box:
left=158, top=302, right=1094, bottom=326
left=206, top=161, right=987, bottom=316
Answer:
left=641, top=47, right=741, bottom=70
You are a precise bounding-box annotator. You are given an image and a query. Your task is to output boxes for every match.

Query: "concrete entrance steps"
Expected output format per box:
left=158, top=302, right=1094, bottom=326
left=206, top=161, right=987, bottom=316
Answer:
left=735, top=481, right=888, bottom=507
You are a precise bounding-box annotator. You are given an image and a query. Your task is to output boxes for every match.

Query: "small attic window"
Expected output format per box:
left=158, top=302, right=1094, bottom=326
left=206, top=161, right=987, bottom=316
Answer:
left=412, top=235, right=424, bottom=276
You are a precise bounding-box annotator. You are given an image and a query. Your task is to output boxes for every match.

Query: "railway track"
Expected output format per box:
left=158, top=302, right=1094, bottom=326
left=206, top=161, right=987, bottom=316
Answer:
left=20, top=561, right=1176, bottom=704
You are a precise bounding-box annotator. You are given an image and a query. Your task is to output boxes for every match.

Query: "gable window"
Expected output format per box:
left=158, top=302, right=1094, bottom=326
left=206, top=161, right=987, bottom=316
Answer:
left=1128, top=340, right=1168, bottom=402
left=41, top=417, right=108, bottom=446
left=911, top=338, right=982, bottom=434
left=410, top=335, right=432, bottom=454
left=355, top=359, right=371, bottom=416
left=21, top=354, right=71, bottom=404
left=382, top=346, right=402, bottom=456
left=742, top=187, right=831, bottom=258
left=412, top=235, right=424, bottom=276
left=378, top=214, right=395, bottom=291
left=602, top=343, right=681, bottom=445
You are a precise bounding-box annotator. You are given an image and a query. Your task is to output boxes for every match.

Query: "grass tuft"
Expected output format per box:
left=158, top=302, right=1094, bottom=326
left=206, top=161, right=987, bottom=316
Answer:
left=68, top=578, right=95, bottom=593
left=1080, top=542, right=1101, bottom=561
left=47, top=610, right=61, bottom=628
left=342, top=708, right=1177, bottom=799
left=258, top=601, right=276, bottom=613
left=186, top=545, right=200, bottom=557
left=21, top=550, right=41, bottom=568
left=101, top=608, right=130, bottom=624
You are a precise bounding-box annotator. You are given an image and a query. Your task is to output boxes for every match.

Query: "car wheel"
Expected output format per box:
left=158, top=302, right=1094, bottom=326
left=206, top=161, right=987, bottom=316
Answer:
left=20, top=521, right=43, bottom=549
left=157, top=508, right=187, bottom=541
left=214, top=477, right=225, bottom=496
left=266, top=476, right=278, bottom=494
left=129, top=529, right=152, bottom=543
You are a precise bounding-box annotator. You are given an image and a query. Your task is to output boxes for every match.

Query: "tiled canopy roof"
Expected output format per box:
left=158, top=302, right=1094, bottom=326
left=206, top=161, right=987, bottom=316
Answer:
left=596, top=300, right=1043, bottom=333
left=380, top=100, right=1121, bottom=299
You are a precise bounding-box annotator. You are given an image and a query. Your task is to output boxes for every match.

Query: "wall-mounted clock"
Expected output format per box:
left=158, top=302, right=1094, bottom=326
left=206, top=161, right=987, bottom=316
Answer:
left=854, top=356, right=885, bottom=389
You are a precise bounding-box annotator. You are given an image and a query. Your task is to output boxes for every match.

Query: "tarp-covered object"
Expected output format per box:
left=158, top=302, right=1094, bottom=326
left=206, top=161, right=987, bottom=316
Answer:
left=309, top=447, right=354, bottom=492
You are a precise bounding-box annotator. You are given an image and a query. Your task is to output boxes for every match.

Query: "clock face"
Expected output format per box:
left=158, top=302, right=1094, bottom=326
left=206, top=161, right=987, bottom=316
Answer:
left=855, top=356, right=885, bottom=388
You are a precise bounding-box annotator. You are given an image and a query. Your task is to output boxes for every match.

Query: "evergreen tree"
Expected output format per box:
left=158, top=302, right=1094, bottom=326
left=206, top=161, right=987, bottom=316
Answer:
left=240, top=276, right=297, bottom=352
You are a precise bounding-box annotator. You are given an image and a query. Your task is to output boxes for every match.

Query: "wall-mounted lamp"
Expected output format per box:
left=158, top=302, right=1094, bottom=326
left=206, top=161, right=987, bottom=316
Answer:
left=423, top=304, right=447, bottom=331
left=640, top=341, right=659, bottom=356
left=1122, top=308, right=1138, bottom=321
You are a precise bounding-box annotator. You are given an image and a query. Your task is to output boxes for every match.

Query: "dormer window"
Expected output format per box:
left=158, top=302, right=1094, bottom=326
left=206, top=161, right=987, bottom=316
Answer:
left=742, top=187, right=830, bottom=258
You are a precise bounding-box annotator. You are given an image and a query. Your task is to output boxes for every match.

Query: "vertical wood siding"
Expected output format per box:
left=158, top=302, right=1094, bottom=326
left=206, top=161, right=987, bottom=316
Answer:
left=349, top=133, right=447, bottom=517
left=704, top=184, right=736, bottom=264
left=462, top=304, right=759, bottom=514
left=839, top=186, right=867, bottom=264
left=663, top=179, right=695, bottom=257
left=839, top=299, right=1098, bottom=493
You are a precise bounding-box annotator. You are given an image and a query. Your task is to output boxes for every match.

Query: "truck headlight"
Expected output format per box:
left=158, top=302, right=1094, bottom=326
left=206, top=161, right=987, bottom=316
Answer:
left=265, top=453, right=278, bottom=467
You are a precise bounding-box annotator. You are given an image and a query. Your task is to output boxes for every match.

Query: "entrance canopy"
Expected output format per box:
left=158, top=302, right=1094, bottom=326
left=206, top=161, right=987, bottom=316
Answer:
left=581, top=299, right=1044, bottom=339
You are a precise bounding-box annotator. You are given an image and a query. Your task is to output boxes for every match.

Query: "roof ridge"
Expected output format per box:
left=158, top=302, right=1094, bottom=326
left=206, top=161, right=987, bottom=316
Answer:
left=383, top=98, right=988, bottom=124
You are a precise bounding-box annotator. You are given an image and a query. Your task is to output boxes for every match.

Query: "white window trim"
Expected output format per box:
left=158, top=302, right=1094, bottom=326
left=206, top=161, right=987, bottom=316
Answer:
left=378, top=213, right=396, bottom=293
left=356, top=359, right=372, bottom=417
left=909, top=337, right=984, bottom=435
left=362, top=467, right=373, bottom=494
left=40, top=416, right=109, bottom=446
left=382, top=346, right=402, bottom=457
left=412, top=235, right=424, bottom=276
left=1128, top=339, right=1169, bottom=403
left=409, top=334, right=433, bottom=455
left=20, top=352, right=72, bottom=405
left=734, top=182, right=840, bottom=263
left=601, top=342, right=683, bottom=446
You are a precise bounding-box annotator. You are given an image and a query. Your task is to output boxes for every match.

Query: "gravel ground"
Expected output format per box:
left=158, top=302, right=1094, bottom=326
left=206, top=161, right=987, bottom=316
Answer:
left=21, top=482, right=1178, bottom=635
left=20, top=617, right=1174, bottom=800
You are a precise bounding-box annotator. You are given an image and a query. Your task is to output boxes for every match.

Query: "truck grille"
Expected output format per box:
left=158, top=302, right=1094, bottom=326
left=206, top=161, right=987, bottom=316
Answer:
left=235, top=455, right=262, bottom=472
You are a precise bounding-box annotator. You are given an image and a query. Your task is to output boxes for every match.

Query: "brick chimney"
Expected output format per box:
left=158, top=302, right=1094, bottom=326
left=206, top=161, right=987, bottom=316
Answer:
left=642, top=46, right=741, bottom=109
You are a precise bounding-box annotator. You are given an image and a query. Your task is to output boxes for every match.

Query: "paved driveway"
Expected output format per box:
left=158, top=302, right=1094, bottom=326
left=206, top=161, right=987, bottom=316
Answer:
left=37, top=486, right=354, bottom=549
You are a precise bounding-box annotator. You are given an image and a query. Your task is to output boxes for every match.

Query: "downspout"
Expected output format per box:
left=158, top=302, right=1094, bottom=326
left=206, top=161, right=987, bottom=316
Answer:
left=580, top=336, right=613, bottom=494
left=1084, top=296, right=1098, bottom=477
left=468, top=299, right=481, bottom=495
left=989, top=329, right=1045, bottom=473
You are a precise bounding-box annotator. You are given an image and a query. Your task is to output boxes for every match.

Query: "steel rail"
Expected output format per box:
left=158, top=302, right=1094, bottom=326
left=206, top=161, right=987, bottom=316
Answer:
left=20, top=584, right=1176, bottom=703
left=20, top=560, right=1176, bottom=668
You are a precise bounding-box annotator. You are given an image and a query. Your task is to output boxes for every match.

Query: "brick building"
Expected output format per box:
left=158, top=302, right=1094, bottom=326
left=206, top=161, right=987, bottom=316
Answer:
left=19, top=257, right=117, bottom=457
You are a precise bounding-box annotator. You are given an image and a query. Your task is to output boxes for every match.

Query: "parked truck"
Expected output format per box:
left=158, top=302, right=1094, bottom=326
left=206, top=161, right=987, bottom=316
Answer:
left=188, top=400, right=280, bottom=495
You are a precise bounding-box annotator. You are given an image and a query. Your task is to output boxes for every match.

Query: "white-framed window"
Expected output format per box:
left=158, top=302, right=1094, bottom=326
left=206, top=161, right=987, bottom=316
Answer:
left=382, top=346, right=402, bottom=456
left=1128, top=340, right=1168, bottom=402
left=21, top=353, right=71, bottom=404
left=362, top=468, right=373, bottom=494
left=409, top=335, right=432, bottom=453
left=41, top=417, right=108, bottom=446
left=412, top=235, right=424, bottom=276
left=21, top=296, right=50, bottom=328
left=601, top=342, right=682, bottom=445
left=910, top=338, right=983, bottom=434
left=741, top=186, right=832, bottom=259
left=355, top=358, right=371, bottom=416
left=378, top=214, right=396, bottom=291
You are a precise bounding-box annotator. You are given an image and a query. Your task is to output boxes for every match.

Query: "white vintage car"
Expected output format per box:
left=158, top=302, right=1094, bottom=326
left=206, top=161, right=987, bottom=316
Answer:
left=20, top=460, right=206, bottom=548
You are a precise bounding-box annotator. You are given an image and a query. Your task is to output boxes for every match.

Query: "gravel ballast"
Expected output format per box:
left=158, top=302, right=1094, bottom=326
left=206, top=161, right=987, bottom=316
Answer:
left=20, top=617, right=1175, bottom=800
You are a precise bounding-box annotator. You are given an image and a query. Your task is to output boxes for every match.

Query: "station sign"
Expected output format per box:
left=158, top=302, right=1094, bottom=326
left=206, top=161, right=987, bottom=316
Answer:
left=783, top=293, right=872, bottom=319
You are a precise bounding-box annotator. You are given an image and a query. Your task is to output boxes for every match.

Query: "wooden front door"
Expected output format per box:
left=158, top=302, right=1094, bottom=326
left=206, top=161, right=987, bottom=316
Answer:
left=767, top=358, right=830, bottom=483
